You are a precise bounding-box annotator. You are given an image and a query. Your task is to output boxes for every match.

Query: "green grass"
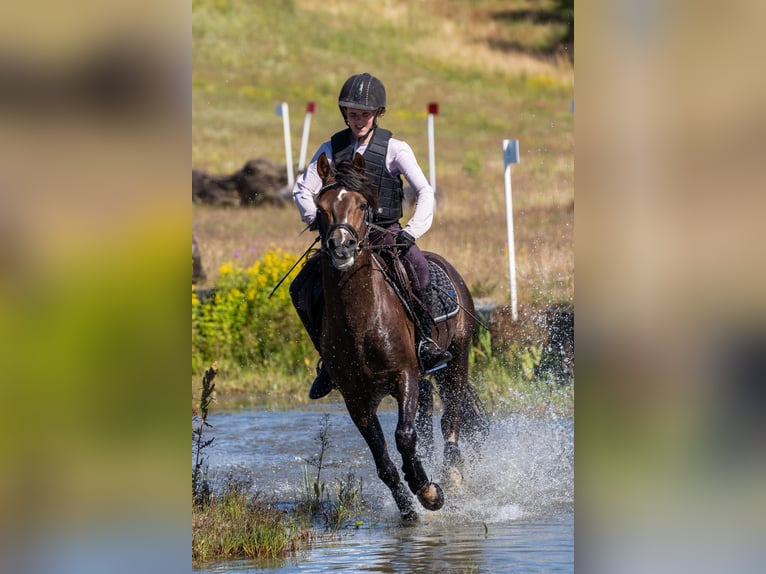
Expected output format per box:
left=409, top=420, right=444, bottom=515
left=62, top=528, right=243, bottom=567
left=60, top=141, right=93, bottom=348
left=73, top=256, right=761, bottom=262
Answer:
left=192, top=0, right=573, bottom=173
left=192, top=473, right=315, bottom=565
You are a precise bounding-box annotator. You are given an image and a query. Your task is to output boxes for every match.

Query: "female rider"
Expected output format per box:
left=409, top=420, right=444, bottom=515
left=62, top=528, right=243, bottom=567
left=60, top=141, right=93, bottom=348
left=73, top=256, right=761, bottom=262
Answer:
left=290, top=72, right=451, bottom=399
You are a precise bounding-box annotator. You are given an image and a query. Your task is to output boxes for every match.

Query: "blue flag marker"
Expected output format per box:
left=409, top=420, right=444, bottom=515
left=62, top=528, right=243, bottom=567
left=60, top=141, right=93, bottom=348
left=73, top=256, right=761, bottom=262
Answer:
left=503, top=139, right=520, bottom=165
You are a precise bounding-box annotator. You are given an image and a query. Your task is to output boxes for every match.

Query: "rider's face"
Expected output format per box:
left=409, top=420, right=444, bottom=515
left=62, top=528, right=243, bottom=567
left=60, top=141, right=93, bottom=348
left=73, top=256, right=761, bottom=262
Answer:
left=345, top=108, right=376, bottom=142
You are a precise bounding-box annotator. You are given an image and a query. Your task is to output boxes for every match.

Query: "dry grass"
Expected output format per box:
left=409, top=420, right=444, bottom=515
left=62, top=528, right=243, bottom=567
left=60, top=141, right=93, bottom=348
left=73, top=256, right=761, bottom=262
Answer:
left=193, top=190, right=572, bottom=307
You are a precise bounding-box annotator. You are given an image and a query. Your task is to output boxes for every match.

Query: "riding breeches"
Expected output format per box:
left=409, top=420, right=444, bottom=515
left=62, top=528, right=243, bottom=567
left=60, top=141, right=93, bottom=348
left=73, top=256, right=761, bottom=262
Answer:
left=370, top=223, right=430, bottom=292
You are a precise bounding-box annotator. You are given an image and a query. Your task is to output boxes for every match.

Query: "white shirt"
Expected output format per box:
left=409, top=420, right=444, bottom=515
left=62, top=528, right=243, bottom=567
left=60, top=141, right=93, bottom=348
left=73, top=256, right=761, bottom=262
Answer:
left=292, top=136, right=435, bottom=240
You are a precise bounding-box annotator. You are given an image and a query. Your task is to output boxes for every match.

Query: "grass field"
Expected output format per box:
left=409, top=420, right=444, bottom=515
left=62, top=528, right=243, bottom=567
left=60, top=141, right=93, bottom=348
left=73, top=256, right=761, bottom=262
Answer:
left=193, top=0, right=573, bottom=307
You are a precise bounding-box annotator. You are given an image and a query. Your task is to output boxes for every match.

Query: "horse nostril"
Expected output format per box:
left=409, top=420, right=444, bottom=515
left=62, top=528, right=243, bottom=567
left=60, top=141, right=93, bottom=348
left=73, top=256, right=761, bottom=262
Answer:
left=328, top=237, right=339, bottom=250
left=347, top=238, right=357, bottom=249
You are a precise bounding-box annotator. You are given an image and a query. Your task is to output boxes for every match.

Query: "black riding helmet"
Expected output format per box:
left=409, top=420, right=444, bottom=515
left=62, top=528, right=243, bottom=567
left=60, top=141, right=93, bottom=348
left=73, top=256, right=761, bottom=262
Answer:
left=338, top=73, right=386, bottom=125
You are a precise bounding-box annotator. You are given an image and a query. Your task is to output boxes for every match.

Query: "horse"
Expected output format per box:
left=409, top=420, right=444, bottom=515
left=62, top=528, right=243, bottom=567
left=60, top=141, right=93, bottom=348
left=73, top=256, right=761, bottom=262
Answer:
left=313, top=151, right=489, bottom=520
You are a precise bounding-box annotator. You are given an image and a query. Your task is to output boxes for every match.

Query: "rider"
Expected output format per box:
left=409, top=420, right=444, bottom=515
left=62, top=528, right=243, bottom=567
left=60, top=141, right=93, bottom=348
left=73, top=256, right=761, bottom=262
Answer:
left=290, top=72, right=451, bottom=399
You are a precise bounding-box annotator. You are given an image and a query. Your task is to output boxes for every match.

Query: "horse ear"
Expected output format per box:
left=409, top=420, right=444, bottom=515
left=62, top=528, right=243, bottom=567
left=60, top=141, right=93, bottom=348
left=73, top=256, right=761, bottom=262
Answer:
left=317, top=152, right=331, bottom=180
left=352, top=153, right=366, bottom=173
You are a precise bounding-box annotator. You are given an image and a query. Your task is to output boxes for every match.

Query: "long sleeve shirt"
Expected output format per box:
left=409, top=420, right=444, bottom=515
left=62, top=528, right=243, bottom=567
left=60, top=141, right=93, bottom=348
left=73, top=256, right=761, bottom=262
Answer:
left=292, top=136, right=435, bottom=240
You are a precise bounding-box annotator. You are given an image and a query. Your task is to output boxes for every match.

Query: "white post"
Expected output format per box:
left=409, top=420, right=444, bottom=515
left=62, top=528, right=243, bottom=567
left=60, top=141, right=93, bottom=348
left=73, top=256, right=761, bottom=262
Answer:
left=427, top=102, right=438, bottom=192
left=503, top=139, right=521, bottom=321
left=298, top=101, right=315, bottom=173
left=277, top=102, right=294, bottom=187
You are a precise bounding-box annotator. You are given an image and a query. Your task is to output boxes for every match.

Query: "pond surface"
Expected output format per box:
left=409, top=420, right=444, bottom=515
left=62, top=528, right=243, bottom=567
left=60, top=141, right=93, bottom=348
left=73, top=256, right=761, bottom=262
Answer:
left=194, top=400, right=573, bottom=573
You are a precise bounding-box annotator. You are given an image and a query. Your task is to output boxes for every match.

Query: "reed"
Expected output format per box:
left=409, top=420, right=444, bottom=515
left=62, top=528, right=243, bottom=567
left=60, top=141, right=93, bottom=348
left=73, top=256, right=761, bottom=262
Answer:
left=192, top=363, right=217, bottom=507
left=192, top=473, right=313, bottom=565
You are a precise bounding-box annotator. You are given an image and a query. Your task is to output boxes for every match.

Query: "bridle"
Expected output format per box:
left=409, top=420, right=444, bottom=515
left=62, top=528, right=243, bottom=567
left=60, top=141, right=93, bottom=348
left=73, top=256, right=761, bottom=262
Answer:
left=317, top=181, right=374, bottom=255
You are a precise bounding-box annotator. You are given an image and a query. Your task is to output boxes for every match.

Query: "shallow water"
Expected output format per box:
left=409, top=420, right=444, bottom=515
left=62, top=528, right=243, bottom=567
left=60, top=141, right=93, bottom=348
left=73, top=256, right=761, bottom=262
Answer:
left=194, top=400, right=573, bottom=573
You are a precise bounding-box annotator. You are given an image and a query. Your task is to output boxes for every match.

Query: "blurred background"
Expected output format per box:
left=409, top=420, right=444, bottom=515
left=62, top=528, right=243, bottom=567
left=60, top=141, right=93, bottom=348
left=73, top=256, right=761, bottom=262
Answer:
left=577, top=0, right=766, bottom=572
left=1, top=0, right=765, bottom=572
left=0, top=1, right=189, bottom=573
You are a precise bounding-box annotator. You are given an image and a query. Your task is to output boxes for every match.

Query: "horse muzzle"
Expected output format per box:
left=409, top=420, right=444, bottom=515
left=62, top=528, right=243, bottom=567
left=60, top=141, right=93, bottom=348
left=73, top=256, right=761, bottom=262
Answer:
left=329, top=247, right=356, bottom=270
left=326, top=228, right=358, bottom=270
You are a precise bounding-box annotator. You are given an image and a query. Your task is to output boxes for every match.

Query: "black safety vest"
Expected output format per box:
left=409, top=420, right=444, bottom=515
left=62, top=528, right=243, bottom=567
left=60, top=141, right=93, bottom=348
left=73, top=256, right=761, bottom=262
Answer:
left=331, top=128, right=404, bottom=225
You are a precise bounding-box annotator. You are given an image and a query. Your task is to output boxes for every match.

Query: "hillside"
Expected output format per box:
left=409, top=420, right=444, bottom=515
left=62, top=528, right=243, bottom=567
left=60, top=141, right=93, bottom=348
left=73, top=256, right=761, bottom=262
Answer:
left=192, top=0, right=574, bottom=306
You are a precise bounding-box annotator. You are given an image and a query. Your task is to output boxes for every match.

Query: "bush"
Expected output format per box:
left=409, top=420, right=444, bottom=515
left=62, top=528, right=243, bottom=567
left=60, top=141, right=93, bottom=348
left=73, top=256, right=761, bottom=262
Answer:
left=192, top=249, right=314, bottom=378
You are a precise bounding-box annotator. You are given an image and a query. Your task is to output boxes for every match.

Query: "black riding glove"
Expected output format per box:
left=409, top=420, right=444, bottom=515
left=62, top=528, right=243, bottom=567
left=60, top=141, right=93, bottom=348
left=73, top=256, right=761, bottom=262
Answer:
left=396, top=230, right=416, bottom=255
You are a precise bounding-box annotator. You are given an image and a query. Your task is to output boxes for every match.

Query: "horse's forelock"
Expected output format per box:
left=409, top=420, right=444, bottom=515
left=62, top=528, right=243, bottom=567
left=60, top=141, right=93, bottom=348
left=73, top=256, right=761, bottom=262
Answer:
left=332, top=159, right=378, bottom=211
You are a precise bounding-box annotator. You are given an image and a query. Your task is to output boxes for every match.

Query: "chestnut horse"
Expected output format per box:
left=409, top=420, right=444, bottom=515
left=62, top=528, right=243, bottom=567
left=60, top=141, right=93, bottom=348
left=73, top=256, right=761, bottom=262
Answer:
left=313, top=152, right=488, bottom=520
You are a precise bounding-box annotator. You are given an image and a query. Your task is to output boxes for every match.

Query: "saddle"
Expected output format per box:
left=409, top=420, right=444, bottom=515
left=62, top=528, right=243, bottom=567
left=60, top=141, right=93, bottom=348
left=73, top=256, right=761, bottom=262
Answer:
left=383, top=253, right=459, bottom=325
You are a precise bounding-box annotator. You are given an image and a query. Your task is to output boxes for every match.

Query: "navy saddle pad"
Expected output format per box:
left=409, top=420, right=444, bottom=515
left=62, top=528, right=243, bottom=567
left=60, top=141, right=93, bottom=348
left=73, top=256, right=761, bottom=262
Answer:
left=428, top=260, right=459, bottom=323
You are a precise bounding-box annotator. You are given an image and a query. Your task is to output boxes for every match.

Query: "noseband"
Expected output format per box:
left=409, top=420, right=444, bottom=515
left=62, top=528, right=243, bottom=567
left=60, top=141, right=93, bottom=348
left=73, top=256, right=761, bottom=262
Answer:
left=325, top=221, right=362, bottom=251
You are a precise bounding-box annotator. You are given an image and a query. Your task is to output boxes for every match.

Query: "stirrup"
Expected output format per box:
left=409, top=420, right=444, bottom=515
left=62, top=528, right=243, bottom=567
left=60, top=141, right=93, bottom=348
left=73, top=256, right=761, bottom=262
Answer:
left=418, top=339, right=452, bottom=374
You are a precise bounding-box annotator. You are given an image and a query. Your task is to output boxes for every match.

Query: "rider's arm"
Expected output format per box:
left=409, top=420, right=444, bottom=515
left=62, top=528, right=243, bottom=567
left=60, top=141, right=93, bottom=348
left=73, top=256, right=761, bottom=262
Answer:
left=292, top=141, right=333, bottom=226
left=387, top=139, right=435, bottom=240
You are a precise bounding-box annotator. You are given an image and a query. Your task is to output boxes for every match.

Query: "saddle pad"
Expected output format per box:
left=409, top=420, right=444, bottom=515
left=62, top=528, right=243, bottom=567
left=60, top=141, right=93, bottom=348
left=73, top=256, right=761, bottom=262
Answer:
left=428, top=260, right=460, bottom=323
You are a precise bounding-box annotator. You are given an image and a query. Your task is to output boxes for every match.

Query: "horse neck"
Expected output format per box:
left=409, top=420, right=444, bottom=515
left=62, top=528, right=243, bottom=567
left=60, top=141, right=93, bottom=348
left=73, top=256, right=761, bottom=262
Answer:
left=321, top=248, right=381, bottom=310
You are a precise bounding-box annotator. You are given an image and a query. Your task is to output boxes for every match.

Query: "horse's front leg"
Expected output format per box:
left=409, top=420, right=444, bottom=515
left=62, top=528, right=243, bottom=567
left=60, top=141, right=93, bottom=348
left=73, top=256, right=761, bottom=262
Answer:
left=395, top=373, right=444, bottom=511
left=346, top=403, right=417, bottom=521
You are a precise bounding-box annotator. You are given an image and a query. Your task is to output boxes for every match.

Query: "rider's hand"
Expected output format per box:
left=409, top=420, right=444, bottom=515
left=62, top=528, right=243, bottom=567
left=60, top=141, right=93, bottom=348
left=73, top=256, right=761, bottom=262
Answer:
left=396, top=230, right=416, bottom=255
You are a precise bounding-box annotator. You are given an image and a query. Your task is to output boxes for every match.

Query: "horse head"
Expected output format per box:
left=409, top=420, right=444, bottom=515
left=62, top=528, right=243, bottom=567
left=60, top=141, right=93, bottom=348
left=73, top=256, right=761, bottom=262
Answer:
left=315, top=152, right=377, bottom=271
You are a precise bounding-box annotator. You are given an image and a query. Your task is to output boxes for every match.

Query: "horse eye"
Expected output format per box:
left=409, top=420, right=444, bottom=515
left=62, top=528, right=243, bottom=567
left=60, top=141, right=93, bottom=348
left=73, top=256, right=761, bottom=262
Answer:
left=359, top=203, right=367, bottom=211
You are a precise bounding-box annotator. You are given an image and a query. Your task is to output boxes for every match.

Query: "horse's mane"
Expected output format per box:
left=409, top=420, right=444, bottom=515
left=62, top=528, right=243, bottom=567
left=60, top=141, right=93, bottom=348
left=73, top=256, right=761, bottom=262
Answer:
left=331, top=159, right=379, bottom=213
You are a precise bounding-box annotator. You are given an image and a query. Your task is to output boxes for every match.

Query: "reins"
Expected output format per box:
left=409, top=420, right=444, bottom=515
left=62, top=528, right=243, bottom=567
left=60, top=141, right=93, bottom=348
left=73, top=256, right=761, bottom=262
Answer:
left=267, top=235, right=320, bottom=299
left=269, top=223, right=488, bottom=332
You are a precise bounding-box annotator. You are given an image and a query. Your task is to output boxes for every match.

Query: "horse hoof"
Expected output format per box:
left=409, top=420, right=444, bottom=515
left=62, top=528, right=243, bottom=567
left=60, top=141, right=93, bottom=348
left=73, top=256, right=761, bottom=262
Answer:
left=416, top=482, right=444, bottom=511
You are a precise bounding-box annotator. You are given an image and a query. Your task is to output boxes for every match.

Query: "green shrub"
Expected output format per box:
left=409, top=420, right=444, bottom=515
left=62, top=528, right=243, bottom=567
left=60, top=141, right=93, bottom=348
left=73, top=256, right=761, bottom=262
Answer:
left=192, top=249, right=314, bottom=378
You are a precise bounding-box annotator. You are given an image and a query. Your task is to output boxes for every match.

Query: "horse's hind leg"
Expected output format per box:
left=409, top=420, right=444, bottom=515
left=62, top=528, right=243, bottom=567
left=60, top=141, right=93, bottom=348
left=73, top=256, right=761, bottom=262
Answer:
left=415, top=378, right=434, bottom=464
left=460, top=381, right=490, bottom=452
left=435, top=360, right=468, bottom=487
left=347, top=405, right=417, bottom=521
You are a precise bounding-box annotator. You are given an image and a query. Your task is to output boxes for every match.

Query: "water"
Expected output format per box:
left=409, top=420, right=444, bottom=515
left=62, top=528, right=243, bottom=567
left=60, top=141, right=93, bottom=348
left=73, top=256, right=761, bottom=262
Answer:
left=194, top=401, right=573, bottom=573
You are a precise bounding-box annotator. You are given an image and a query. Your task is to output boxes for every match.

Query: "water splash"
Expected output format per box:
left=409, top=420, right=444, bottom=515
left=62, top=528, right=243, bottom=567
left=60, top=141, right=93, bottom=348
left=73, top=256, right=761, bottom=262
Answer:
left=201, top=407, right=572, bottom=523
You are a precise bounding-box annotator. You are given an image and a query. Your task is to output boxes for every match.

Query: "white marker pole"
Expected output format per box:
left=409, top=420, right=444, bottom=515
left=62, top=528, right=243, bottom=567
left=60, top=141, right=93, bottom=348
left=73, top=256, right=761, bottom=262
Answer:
left=427, top=102, right=438, bottom=192
left=503, top=139, right=521, bottom=321
left=298, top=101, right=316, bottom=173
left=276, top=102, right=294, bottom=187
